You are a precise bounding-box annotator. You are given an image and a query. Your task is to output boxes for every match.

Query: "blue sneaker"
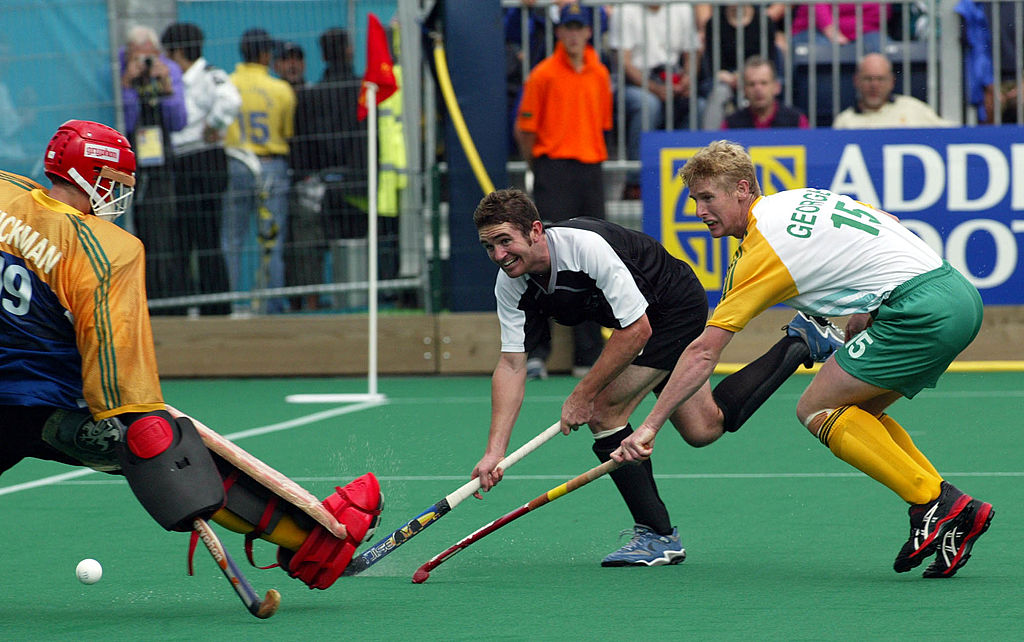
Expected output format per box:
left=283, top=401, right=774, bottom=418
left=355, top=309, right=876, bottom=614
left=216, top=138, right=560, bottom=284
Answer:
left=785, top=312, right=845, bottom=363
left=601, top=525, right=686, bottom=567
left=525, top=357, right=548, bottom=380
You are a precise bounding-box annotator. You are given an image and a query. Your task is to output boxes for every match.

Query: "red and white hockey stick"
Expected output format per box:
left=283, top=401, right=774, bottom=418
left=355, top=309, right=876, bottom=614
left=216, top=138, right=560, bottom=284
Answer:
left=411, top=458, right=620, bottom=583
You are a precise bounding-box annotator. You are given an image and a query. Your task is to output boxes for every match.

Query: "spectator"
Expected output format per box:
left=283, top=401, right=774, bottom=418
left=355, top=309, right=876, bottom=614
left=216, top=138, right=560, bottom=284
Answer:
left=503, top=1, right=608, bottom=158
left=832, top=53, right=954, bottom=128
left=223, top=28, right=296, bottom=314
left=119, top=25, right=187, bottom=313
left=160, top=22, right=241, bottom=317
left=273, top=41, right=307, bottom=91
left=982, top=2, right=1024, bottom=124
left=986, top=72, right=1024, bottom=124
left=790, top=3, right=892, bottom=126
left=269, top=39, right=317, bottom=310
left=718, top=55, right=809, bottom=129
left=792, top=3, right=890, bottom=49
left=505, top=1, right=563, bottom=74
left=697, top=2, right=785, bottom=128
left=289, top=27, right=392, bottom=311
left=608, top=3, right=701, bottom=198
left=514, top=2, right=612, bottom=379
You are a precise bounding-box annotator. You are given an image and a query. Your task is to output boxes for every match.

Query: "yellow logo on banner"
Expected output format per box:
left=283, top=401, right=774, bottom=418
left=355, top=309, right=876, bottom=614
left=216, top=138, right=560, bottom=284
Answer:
left=658, top=145, right=806, bottom=292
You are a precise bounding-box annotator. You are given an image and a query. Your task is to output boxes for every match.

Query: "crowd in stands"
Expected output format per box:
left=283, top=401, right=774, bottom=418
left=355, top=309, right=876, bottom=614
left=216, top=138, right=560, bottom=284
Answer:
left=117, top=21, right=392, bottom=316
left=109, top=2, right=1018, bottom=318
left=505, top=1, right=1018, bottom=199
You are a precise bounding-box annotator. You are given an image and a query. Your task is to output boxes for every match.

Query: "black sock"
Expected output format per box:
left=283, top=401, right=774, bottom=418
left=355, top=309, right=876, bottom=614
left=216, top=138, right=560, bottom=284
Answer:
left=592, top=425, right=672, bottom=535
left=713, top=335, right=809, bottom=432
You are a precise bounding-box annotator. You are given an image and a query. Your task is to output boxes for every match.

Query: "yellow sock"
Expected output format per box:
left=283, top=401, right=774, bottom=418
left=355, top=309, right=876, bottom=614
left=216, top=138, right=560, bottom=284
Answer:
left=816, top=406, right=941, bottom=504
left=211, top=508, right=310, bottom=551
left=878, top=413, right=942, bottom=480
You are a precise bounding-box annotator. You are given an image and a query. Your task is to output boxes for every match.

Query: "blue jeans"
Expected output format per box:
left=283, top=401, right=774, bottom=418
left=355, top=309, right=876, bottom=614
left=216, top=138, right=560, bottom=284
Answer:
left=622, top=84, right=663, bottom=167
left=620, top=84, right=696, bottom=184
left=222, top=154, right=290, bottom=313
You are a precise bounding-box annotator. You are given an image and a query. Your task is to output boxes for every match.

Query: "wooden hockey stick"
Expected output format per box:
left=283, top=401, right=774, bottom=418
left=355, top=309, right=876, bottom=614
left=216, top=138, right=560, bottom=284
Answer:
left=411, top=458, right=620, bottom=583
left=193, top=518, right=280, bottom=619
left=165, top=404, right=347, bottom=540
left=342, top=421, right=562, bottom=576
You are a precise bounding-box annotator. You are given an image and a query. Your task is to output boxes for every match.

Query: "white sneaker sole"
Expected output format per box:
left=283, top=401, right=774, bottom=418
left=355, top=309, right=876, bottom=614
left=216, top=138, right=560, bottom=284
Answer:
left=603, top=548, right=687, bottom=567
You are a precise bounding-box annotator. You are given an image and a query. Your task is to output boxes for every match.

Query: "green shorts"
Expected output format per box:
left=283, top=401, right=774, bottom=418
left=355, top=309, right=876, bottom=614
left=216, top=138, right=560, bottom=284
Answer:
left=834, top=262, right=983, bottom=398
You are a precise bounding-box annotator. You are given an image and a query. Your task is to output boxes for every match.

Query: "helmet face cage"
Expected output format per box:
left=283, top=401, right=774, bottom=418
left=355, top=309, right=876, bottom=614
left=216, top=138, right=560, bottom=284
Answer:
left=44, top=120, right=137, bottom=221
left=68, top=166, right=136, bottom=221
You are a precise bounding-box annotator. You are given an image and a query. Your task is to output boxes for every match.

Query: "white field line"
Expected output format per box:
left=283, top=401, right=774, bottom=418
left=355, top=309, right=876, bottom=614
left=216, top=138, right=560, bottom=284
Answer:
left=23, top=471, right=1024, bottom=488
left=0, top=400, right=384, bottom=497
left=6, top=385, right=1020, bottom=496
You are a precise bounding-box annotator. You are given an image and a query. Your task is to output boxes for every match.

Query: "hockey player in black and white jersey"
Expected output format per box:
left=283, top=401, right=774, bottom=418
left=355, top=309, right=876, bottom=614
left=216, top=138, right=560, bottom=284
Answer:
left=470, top=188, right=840, bottom=566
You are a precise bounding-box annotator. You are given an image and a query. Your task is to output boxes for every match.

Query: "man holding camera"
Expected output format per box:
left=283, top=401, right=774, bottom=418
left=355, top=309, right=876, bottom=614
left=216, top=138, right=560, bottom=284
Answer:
left=120, top=25, right=188, bottom=312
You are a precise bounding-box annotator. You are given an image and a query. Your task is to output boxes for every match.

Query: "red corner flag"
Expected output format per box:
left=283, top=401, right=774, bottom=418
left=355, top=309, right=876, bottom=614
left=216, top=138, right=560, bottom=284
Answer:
left=357, top=13, right=398, bottom=121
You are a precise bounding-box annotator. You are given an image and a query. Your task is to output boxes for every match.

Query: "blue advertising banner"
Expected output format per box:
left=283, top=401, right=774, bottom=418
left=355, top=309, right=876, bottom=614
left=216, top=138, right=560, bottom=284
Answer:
left=640, top=127, right=1024, bottom=305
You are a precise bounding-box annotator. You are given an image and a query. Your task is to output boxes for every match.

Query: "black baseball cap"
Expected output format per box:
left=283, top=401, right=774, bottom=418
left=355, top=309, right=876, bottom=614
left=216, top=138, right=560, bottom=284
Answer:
left=274, top=40, right=304, bottom=60
left=240, top=28, right=274, bottom=61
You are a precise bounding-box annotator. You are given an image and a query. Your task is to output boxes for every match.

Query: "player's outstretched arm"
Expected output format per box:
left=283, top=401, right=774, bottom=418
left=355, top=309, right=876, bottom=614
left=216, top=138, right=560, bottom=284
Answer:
left=475, top=352, right=528, bottom=494
left=614, top=326, right=733, bottom=460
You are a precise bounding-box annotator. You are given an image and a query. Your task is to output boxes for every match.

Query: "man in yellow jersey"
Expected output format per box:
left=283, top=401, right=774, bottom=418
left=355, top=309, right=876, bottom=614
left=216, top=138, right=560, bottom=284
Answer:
left=0, top=121, right=380, bottom=590
left=224, top=28, right=296, bottom=314
left=613, top=140, right=993, bottom=578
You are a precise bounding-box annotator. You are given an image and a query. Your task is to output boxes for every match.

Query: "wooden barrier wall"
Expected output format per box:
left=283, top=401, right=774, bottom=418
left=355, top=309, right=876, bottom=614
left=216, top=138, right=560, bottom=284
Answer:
left=151, top=307, right=1024, bottom=378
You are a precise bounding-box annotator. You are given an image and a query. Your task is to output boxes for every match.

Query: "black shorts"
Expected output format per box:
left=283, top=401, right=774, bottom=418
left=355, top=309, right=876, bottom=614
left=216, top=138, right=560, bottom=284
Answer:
left=634, top=278, right=708, bottom=374
left=0, top=405, right=79, bottom=475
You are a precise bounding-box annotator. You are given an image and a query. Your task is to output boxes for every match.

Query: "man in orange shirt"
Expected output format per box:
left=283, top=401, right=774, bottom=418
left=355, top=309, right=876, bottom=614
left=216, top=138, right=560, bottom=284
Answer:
left=514, top=2, right=612, bottom=379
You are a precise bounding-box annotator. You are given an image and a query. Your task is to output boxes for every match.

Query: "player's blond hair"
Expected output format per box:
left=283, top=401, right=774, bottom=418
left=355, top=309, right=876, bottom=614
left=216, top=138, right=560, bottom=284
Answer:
left=678, top=140, right=761, bottom=197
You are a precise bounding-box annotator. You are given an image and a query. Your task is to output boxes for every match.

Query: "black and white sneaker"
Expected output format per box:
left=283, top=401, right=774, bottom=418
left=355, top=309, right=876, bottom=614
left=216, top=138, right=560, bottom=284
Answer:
left=922, top=496, right=994, bottom=578
left=893, top=481, right=972, bottom=573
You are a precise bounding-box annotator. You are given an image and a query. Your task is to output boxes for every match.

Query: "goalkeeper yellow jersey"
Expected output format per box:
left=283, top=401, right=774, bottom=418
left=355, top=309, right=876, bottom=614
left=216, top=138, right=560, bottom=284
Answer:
left=0, top=170, right=164, bottom=420
left=709, top=188, right=943, bottom=333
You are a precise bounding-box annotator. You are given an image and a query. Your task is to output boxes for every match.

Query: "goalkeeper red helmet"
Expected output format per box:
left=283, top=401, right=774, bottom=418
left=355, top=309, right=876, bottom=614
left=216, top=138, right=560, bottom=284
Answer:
left=44, top=120, right=136, bottom=221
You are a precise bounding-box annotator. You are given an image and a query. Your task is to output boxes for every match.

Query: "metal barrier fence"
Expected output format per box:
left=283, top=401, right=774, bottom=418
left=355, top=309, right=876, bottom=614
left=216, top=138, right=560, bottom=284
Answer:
left=501, top=0, right=1023, bottom=204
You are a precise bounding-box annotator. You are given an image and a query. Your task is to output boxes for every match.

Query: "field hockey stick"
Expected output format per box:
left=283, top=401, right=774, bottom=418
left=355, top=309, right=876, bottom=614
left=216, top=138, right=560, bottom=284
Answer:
left=342, top=421, right=562, bottom=576
left=411, top=458, right=621, bottom=584
left=192, top=518, right=281, bottom=619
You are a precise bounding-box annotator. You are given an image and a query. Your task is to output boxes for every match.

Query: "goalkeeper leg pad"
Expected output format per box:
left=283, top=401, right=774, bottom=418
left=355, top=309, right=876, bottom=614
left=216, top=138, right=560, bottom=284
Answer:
left=209, top=453, right=316, bottom=552
left=117, top=412, right=226, bottom=532
left=277, top=473, right=383, bottom=590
